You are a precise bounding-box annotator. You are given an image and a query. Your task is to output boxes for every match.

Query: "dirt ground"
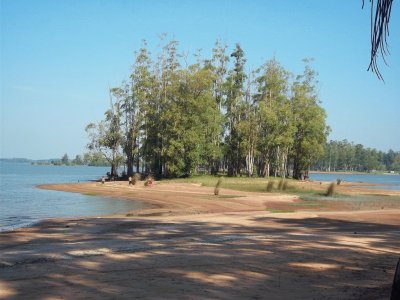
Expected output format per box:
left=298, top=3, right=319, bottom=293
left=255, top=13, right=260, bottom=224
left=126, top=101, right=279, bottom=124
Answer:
left=1, top=181, right=399, bottom=299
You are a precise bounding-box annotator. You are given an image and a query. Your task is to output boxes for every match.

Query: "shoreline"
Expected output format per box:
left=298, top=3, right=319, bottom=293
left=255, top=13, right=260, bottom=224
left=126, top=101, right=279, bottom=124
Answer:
left=310, top=170, right=400, bottom=175
left=1, top=178, right=399, bottom=234
left=1, top=181, right=399, bottom=299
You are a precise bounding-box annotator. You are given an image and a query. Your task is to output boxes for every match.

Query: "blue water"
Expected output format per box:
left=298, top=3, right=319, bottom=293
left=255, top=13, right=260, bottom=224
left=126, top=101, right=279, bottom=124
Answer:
left=0, top=162, right=147, bottom=231
left=309, top=172, right=400, bottom=190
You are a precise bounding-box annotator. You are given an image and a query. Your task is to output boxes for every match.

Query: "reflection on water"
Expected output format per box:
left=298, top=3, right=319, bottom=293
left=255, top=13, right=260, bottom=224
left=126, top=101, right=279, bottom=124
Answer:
left=0, top=162, right=147, bottom=231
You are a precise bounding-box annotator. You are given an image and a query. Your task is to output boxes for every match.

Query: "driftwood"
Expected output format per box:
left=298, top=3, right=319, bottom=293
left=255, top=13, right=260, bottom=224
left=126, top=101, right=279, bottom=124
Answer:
left=391, top=258, right=400, bottom=300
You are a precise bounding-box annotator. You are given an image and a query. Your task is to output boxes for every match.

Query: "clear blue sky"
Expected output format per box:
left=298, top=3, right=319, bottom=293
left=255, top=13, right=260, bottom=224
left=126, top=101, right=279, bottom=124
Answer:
left=1, top=0, right=399, bottom=159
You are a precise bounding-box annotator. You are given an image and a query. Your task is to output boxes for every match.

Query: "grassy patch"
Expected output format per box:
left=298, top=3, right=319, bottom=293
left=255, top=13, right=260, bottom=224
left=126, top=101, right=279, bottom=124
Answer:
left=83, top=192, right=98, bottom=196
left=268, top=209, right=295, bottom=213
left=163, top=175, right=302, bottom=194
left=217, top=195, right=245, bottom=199
left=300, top=192, right=350, bottom=201
left=290, top=202, right=322, bottom=207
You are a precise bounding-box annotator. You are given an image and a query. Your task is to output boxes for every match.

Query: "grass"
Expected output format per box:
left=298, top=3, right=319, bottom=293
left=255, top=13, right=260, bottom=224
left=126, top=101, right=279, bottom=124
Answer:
left=290, top=201, right=322, bottom=207
left=268, top=209, right=295, bottom=213
left=83, top=192, right=98, bottom=196
left=163, top=175, right=308, bottom=194
left=217, top=195, right=245, bottom=199
left=325, top=182, right=336, bottom=196
left=162, top=175, right=400, bottom=210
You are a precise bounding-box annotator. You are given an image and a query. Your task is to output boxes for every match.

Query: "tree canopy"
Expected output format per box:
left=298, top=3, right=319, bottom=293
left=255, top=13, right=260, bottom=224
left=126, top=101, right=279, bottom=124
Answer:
left=86, top=38, right=328, bottom=179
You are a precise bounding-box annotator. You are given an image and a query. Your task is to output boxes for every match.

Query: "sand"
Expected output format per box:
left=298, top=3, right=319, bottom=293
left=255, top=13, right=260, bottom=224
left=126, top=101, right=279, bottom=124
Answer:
left=1, top=181, right=399, bottom=299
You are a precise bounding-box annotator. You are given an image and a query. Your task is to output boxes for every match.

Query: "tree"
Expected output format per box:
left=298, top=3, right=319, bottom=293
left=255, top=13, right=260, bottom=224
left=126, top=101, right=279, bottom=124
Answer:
left=85, top=39, right=332, bottom=180
left=255, top=58, right=293, bottom=177
left=291, top=60, right=328, bottom=179
left=225, top=43, right=247, bottom=176
left=86, top=94, right=123, bottom=177
left=129, top=41, right=154, bottom=175
left=61, top=153, right=69, bottom=165
left=392, top=154, right=400, bottom=171
left=72, top=155, right=83, bottom=165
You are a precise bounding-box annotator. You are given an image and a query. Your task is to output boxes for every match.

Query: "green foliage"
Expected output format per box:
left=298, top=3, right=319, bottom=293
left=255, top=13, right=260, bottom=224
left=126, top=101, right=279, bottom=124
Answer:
left=83, top=152, right=110, bottom=167
left=291, top=60, right=328, bottom=179
left=314, top=140, right=400, bottom=172
left=61, top=153, right=69, bottom=165
left=86, top=37, right=329, bottom=180
left=85, top=98, right=123, bottom=177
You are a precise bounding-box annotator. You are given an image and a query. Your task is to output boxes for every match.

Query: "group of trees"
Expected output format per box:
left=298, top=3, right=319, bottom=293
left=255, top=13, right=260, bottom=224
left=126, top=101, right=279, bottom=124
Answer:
left=313, top=140, right=400, bottom=172
left=52, top=153, right=110, bottom=166
left=86, top=38, right=328, bottom=179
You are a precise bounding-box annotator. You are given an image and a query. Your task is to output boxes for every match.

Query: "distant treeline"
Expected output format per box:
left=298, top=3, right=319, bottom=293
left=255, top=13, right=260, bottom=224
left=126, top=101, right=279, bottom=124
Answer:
left=40, top=153, right=110, bottom=167
left=86, top=38, right=328, bottom=179
left=313, top=140, right=400, bottom=172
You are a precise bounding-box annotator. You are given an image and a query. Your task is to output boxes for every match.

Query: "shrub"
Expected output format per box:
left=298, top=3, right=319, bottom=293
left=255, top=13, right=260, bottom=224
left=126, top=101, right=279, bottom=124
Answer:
left=132, top=173, right=141, bottom=185
left=214, top=177, right=223, bottom=196
left=326, top=182, right=336, bottom=196
left=282, top=180, right=288, bottom=191
left=266, top=181, right=274, bottom=192
left=278, top=178, right=285, bottom=190
left=144, top=175, right=153, bottom=187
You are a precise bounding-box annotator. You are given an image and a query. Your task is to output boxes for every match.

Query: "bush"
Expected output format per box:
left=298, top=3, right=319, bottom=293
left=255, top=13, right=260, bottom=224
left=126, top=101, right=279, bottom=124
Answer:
left=214, top=177, right=223, bottom=196
left=132, top=173, right=141, bottom=185
left=144, top=175, right=153, bottom=187
left=282, top=180, right=288, bottom=191
left=266, top=181, right=274, bottom=192
left=326, top=182, right=336, bottom=196
left=278, top=178, right=285, bottom=190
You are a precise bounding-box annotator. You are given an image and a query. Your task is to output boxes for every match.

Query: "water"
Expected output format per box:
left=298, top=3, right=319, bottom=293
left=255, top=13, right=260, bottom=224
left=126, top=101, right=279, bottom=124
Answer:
left=309, top=172, right=400, bottom=190
left=0, top=162, right=147, bottom=232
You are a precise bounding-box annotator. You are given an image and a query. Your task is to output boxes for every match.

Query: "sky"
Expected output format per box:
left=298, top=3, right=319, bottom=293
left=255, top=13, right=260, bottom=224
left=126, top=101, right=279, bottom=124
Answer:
left=1, top=0, right=399, bottom=160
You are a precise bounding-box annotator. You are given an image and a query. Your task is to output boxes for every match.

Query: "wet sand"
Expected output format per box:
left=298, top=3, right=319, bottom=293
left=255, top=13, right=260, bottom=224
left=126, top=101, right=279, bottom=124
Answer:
left=1, top=181, right=399, bottom=299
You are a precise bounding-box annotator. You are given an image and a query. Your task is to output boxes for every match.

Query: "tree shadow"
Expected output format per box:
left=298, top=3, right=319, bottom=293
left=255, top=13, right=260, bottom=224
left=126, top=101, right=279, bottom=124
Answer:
left=0, top=214, right=399, bottom=299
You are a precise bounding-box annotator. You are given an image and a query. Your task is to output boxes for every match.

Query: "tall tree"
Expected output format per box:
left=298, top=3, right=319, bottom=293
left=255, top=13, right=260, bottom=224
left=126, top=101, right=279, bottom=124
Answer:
left=126, top=41, right=154, bottom=175
left=291, top=60, right=328, bottom=179
left=255, top=58, right=293, bottom=177
left=86, top=93, right=123, bottom=177
left=225, top=43, right=247, bottom=176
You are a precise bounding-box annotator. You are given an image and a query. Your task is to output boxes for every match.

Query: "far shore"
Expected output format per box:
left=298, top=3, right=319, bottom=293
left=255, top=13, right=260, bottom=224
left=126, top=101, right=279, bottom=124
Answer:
left=1, top=180, right=399, bottom=299
left=310, top=170, right=399, bottom=175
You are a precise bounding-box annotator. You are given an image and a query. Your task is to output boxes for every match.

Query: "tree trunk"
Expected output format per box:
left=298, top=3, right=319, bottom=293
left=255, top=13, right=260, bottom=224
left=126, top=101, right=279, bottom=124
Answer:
left=126, top=158, right=134, bottom=177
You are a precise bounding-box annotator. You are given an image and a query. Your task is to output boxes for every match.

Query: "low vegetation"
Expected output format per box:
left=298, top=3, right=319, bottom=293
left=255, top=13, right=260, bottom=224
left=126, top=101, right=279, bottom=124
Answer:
left=214, top=177, right=223, bottom=196
left=165, top=175, right=316, bottom=194
left=325, top=182, right=336, bottom=197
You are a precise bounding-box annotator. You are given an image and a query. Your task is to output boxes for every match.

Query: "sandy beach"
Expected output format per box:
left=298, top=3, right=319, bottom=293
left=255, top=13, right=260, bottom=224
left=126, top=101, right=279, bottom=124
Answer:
left=1, top=181, right=399, bottom=299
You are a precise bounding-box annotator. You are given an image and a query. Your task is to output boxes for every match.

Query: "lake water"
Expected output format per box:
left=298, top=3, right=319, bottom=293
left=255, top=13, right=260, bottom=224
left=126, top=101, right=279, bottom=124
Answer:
left=309, top=172, right=400, bottom=190
left=0, top=162, right=147, bottom=232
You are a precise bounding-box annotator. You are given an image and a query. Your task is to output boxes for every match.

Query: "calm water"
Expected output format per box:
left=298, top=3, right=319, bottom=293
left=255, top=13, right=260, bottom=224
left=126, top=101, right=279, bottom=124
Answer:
left=0, top=162, right=147, bottom=232
left=309, top=172, right=400, bottom=190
